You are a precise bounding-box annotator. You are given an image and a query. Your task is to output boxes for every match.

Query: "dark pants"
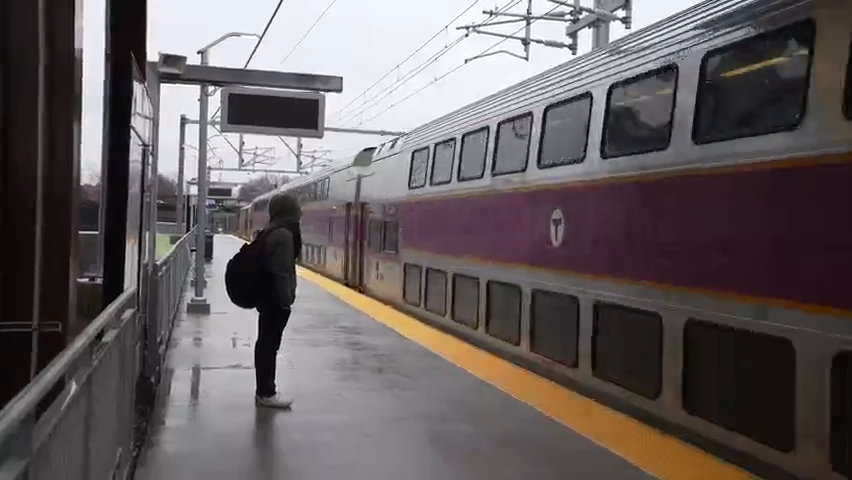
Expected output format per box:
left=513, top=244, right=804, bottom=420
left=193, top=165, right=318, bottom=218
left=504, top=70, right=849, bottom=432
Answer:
left=255, top=305, right=291, bottom=398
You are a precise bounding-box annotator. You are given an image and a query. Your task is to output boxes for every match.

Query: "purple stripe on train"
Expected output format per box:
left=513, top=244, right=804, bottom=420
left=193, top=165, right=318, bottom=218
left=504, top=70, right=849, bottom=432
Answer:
left=301, top=208, right=346, bottom=248
left=396, top=161, right=852, bottom=312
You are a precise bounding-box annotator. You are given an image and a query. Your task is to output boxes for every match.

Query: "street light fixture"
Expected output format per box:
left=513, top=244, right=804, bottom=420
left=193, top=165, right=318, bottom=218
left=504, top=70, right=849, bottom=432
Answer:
left=189, top=31, right=260, bottom=314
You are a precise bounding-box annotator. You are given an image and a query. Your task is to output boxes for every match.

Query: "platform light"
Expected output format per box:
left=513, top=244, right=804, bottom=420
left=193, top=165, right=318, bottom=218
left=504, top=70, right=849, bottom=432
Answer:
left=157, top=53, right=187, bottom=76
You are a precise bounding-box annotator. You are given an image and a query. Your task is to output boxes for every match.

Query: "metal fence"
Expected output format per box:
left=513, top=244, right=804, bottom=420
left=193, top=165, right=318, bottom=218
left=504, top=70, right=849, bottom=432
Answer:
left=144, top=229, right=195, bottom=379
left=0, top=228, right=196, bottom=480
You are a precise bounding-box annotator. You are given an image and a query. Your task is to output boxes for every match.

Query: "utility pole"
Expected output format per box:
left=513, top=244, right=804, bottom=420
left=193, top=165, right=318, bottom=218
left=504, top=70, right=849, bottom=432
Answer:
left=457, top=0, right=632, bottom=62
left=189, top=47, right=212, bottom=314
left=238, top=133, right=244, bottom=168
left=296, top=137, right=303, bottom=172
left=177, top=114, right=187, bottom=234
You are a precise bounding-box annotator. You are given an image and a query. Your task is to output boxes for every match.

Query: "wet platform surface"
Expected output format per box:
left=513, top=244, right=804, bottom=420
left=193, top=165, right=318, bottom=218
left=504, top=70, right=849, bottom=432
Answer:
left=135, top=235, right=652, bottom=480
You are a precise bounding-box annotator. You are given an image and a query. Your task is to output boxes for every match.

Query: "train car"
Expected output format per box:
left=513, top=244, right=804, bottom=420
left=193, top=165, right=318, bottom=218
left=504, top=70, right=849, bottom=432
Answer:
left=244, top=0, right=852, bottom=477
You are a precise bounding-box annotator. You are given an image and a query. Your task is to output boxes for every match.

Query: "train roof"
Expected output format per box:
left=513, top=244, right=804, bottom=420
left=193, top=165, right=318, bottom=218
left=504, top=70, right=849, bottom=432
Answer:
left=249, top=0, right=806, bottom=206
left=246, top=146, right=377, bottom=204
left=376, top=0, right=807, bottom=151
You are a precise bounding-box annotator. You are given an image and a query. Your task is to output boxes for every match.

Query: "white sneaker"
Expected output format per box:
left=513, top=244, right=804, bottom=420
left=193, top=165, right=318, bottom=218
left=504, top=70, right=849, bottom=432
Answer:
left=255, top=394, right=293, bottom=410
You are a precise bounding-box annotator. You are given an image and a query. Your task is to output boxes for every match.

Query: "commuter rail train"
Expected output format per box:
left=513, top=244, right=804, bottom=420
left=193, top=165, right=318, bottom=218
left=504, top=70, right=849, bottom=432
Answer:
left=239, top=0, right=852, bottom=477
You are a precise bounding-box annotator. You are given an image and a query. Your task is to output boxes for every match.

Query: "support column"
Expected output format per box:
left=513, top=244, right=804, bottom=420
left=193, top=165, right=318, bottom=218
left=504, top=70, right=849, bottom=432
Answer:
left=188, top=50, right=211, bottom=315
left=101, top=0, right=148, bottom=306
left=0, top=0, right=48, bottom=407
left=176, top=115, right=187, bottom=234
left=42, top=0, right=84, bottom=353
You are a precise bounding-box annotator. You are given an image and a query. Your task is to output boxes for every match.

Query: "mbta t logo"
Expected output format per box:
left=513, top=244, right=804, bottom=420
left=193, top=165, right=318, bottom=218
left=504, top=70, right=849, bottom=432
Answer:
left=549, top=208, right=565, bottom=248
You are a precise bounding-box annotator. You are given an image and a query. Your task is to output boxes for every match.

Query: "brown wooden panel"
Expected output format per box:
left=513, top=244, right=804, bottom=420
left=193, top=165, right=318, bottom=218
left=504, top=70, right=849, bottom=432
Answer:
left=0, top=0, right=47, bottom=407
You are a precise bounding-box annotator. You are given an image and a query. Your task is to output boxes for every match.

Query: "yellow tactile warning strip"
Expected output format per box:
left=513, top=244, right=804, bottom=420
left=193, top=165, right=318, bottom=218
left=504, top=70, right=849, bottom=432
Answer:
left=295, top=266, right=756, bottom=480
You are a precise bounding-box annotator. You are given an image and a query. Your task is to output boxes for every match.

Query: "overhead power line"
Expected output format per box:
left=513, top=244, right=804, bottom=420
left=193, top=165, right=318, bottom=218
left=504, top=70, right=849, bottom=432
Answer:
left=210, top=0, right=287, bottom=121
left=335, top=0, right=524, bottom=125
left=336, top=35, right=467, bottom=126
left=330, top=0, right=490, bottom=121
left=356, top=3, right=564, bottom=127
left=244, top=0, right=287, bottom=67
left=280, top=0, right=342, bottom=64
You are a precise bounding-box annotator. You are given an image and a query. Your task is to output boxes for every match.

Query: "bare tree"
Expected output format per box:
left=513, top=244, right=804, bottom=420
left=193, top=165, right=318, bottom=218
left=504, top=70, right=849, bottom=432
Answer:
left=237, top=173, right=291, bottom=201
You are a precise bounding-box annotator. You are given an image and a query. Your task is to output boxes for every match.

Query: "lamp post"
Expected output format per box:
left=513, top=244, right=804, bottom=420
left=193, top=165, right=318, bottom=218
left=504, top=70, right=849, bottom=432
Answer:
left=188, top=32, right=259, bottom=314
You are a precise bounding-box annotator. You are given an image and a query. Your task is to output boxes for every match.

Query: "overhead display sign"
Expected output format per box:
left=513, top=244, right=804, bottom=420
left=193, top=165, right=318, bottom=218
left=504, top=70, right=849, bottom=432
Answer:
left=220, top=86, right=326, bottom=138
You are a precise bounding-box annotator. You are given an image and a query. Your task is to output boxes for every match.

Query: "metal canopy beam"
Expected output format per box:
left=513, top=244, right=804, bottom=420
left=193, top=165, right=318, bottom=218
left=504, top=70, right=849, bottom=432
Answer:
left=206, top=167, right=304, bottom=174
left=156, top=63, right=343, bottom=92
left=182, top=117, right=406, bottom=136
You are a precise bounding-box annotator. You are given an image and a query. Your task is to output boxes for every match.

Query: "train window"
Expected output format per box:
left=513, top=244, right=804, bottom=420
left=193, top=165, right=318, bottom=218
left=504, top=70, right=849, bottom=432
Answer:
left=683, top=319, right=796, bottom=452
left=693, top=20, right=815, bottom=144
left=832, top=351, right=852, bottom=477
left=493, top=112, right=533, bottom=176
left=602, top=65, right=678, bottom=159
left=327, top=217, right=334, bottom=243
left=458, top=127, right=489, bottom=181
left=403, top=264, right=422, bottom=307
left=382, top=220, right=399, bottom=253
left=485, top=281, right=522, bottom=346
left=845, top=38, right=852, bottom=120
left=451, top=274, right=479, bottom=329
left=367, top=219, right=383, bottom=252
left=531, top=290, right=579, bottom=368
left=408, top=147, right=429, bottom=189
left=425, top=268, right=448, bottom=316
left=430, top=138, right=456, bottom=186
left=538, top=93, right=593, bottom=168
left=592, top=302, right=662, bottom=399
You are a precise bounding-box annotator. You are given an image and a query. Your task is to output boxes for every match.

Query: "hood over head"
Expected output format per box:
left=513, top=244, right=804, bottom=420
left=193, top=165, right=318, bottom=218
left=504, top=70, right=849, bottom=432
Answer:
left=268, top=193, right=301, bottom=225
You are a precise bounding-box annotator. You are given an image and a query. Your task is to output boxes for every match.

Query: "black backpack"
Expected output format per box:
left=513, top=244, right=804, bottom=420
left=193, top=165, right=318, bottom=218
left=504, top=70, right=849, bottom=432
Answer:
left=225, top=228, right=278, bottom=309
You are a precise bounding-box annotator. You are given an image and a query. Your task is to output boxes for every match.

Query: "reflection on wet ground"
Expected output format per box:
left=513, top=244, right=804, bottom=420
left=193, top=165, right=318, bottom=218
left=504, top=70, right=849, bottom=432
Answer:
left=134, top=235, right=650, bottom=480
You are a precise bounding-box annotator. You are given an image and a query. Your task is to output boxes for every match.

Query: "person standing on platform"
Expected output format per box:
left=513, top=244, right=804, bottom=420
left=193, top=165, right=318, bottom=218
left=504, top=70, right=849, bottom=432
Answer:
left=254, top=192, right=302, bottom=409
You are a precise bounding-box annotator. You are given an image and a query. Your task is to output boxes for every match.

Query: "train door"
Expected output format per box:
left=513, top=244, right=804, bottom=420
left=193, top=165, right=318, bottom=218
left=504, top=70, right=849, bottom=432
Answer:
left=342, top=201, right=369, bottom=290
left=343, top=202, right=355, bottom=286
left=356, top=203, right=370, bottom=289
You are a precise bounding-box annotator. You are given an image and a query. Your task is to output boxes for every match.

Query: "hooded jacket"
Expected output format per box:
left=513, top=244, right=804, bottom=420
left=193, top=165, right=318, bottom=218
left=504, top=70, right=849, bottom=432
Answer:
left=262, top=193, right=302, bottom=310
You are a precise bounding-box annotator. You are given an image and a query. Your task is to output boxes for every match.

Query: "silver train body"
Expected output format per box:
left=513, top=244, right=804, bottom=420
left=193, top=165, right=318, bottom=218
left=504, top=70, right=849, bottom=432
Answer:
left=241, top=0, right=852, bottom=478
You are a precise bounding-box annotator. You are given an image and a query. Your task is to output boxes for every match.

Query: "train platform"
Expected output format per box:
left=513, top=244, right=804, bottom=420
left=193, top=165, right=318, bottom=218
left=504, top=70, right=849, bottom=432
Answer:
left=134, top=235, right=751, bottom=480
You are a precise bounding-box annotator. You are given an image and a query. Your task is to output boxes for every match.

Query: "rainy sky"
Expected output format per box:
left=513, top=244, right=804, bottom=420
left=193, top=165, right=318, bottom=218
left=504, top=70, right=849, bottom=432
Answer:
left=79, top=0, right=704, bottom=185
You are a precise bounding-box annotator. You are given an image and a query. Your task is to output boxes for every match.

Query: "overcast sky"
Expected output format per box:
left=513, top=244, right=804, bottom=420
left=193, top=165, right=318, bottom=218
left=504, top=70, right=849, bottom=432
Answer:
left=80, top=0, right=703, bottom=185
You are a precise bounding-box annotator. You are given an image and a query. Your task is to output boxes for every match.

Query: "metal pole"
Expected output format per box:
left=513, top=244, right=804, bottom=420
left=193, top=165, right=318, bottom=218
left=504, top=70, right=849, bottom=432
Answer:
left=523, top=0, right=532, bottom=60
left=296, top=138, right=303, bottom=172
left=147, top=65, right=161, bottom=271
left=591, top=0, right=611, bottom=49
left=189, top=49, right=211, bottom=313
left=238, top=134, right=244, bottom=168
left=177, top=115, right=187, bottom=234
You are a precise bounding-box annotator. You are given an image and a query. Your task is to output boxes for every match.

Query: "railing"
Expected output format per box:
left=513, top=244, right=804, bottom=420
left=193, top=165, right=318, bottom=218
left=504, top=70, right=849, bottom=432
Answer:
left=0, top=228, right=196, bottom=479
left=145, top=228, right=196, bottom=378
